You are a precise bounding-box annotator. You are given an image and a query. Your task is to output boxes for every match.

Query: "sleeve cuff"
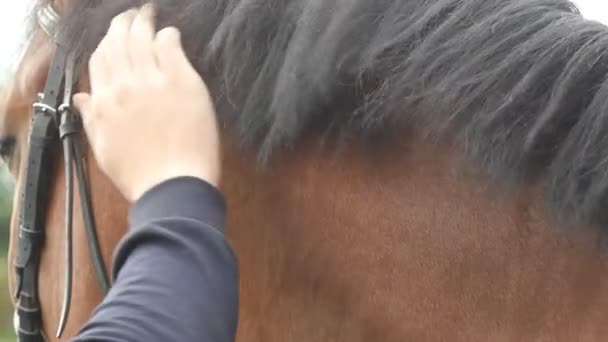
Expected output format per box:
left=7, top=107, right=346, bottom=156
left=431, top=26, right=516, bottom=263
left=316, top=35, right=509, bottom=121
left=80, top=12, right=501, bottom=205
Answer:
left=128, top=176, right=227, bottom=233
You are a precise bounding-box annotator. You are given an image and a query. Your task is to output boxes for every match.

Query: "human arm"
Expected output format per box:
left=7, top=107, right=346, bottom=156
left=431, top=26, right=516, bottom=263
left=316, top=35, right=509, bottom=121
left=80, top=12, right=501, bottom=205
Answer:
left=70, top=4, right=238, bottom=341
left=73, top=177, right=238, bottom=342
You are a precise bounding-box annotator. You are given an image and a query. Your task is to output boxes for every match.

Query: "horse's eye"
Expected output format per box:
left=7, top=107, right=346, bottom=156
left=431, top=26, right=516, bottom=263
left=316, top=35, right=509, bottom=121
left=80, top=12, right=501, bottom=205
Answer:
left=0, top=137, right=16, bottom=162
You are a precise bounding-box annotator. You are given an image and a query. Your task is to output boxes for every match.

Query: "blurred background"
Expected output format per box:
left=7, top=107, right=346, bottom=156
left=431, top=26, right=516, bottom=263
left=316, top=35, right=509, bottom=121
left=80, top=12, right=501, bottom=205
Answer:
left=0, top=0, right=606, bottom=341
left=0, top=167, right=13, bottom=341
left=0, top=2, right=29, bottom=340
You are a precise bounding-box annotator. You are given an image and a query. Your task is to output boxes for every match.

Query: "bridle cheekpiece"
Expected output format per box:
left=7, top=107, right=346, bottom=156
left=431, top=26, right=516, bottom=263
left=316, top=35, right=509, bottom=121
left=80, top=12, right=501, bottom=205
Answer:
left=13, top=3, right=111, bottom=341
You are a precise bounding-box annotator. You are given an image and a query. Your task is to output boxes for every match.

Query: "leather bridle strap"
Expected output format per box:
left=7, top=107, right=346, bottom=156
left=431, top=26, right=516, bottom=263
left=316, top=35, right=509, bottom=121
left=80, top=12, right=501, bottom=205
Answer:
left=14, top=13, right=112, bottom=339
left=55, top=46, right=111, bottom=338
left=14, top=42, right=69, bottom=342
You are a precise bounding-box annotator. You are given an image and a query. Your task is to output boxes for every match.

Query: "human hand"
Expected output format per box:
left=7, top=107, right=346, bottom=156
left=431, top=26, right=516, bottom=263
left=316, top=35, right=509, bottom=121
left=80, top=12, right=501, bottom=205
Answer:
left=74, top=4, right=221, bottom=202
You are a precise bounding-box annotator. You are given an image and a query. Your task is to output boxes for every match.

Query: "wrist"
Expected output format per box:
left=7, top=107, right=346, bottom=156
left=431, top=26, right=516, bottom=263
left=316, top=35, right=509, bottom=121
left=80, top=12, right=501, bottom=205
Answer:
left=128, top=164, right=220, bottom=203
left=129, top=176, right=226, bottom=231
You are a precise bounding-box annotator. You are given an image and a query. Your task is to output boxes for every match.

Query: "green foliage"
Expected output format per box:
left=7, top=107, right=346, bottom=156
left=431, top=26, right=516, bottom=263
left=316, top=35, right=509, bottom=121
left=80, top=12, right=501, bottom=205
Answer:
left=0, top=166, right=13, bottom=251
left=0, top=255, right=13, bottom=341
left=0, top=166, right=14, bottom=340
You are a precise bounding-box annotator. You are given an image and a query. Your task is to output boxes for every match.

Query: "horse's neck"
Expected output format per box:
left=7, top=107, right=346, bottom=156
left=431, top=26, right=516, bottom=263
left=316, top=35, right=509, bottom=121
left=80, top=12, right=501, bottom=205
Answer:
left=223, top=135, right=608, bottom=341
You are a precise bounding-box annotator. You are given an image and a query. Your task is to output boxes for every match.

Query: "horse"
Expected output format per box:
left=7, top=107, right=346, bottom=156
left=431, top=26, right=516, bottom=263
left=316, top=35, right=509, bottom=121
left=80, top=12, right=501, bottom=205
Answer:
left=3, top=0, right=608, bottom=340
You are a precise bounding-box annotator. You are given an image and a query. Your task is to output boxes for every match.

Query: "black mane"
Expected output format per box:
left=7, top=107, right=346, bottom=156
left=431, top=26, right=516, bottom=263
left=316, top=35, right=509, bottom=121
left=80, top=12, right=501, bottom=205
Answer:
left=31, top=0, right=608, bottom=230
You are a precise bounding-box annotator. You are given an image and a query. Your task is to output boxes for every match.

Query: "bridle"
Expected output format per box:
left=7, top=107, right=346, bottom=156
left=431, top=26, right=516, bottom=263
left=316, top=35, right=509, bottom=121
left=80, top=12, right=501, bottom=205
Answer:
left=13, top=4, right=111, bottom=341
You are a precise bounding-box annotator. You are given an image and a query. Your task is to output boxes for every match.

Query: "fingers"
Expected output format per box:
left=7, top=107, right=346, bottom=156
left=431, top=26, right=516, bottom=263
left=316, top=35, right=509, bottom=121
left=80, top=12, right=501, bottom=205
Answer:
left=72, top=93, right=91, bottom=114
left=73, top=93, right=94, bottom=132
left=99, top=8, right=138, bottom=77
left=73, top=92, right=97, bottom=142
left=130, top=4, right=159, bottom=76
left=90, top=4, right=195, bottom=90
left=88, top=47, right=111, bottom=90
left=154, top=27, right=196, bottom=78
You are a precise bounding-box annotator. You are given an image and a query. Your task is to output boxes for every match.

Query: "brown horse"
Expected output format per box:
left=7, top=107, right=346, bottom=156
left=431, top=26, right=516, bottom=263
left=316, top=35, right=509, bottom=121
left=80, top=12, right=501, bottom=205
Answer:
left=3, top=0, right=608, bottom=340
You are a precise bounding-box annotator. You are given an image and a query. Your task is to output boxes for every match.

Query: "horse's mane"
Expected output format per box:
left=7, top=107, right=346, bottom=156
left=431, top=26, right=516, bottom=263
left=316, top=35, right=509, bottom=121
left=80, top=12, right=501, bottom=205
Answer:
left=28, top=0, right=608, bottom=231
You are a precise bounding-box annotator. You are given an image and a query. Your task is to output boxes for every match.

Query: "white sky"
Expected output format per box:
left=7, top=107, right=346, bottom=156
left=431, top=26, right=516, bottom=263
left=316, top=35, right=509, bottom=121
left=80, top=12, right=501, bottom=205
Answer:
left=0, top=1, right=605, bottom=82
left=0, top=1, right=31, bottom=84
left=575, top=1, right=608, bottom=24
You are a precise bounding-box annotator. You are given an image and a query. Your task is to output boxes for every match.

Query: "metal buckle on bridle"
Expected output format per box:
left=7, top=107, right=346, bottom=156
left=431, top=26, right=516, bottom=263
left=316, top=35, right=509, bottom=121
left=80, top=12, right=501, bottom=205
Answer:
left=32, top=99, right=56, bottom=118
left=36, top=4, right=61, bottom=40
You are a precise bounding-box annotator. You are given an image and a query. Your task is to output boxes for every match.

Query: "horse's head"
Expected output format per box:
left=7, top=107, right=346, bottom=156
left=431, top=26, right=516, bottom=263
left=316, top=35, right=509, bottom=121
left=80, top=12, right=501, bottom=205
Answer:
left=0, top=1, right=130, bottom=340
left=6, top=0, right=608, bottom=341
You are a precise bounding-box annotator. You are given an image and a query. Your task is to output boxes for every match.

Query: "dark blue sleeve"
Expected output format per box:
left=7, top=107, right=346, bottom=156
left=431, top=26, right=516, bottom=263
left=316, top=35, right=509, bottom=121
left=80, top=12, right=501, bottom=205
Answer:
left=72, top=176, right=239, bottom=342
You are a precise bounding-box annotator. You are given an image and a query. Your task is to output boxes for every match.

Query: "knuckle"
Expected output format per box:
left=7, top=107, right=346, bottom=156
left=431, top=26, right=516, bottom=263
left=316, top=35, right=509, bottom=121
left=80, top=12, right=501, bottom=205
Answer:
left=110, top=9, right=134, bottom=26
left=108, top=9, right=136, bottom=34
left=115, top=74, right=134, bottom=88
left=109, top=15, right=125, bottom=30
left=154, top=27, right=178, bottom=45
left=111, top=79, right=135, bottom=104
left=148, top=71, right=168, bottom=87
